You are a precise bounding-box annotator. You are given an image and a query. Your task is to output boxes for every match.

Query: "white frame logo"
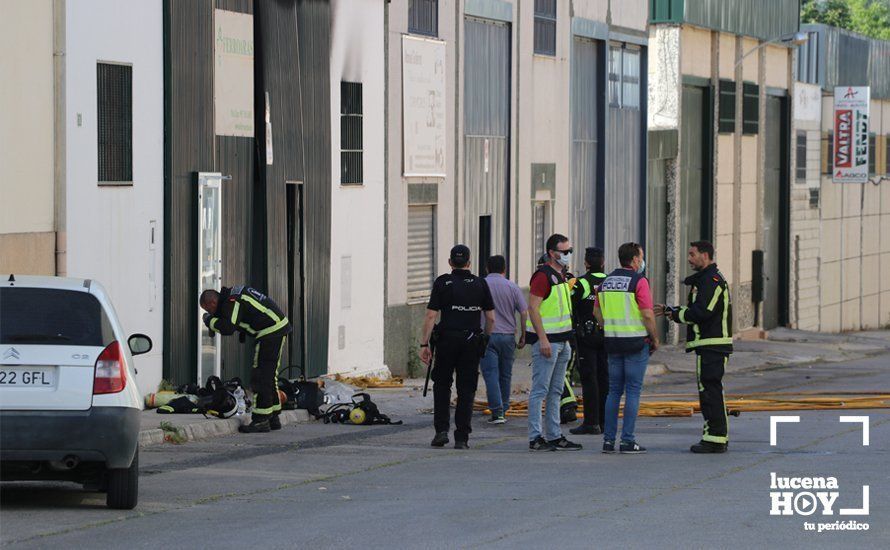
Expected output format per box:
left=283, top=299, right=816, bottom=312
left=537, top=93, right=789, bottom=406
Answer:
left=769, top=416, right=871, bottom=532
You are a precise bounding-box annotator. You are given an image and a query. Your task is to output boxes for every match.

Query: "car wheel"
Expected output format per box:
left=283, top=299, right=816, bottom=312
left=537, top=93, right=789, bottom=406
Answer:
left=106, top=449, right=139, bottom=510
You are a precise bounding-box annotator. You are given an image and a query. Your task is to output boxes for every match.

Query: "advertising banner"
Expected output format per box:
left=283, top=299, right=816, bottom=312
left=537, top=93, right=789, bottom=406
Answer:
left=402, top=35, right=446, bottom=177
left=214, top=9, right=254, bottom=137
left=832, top=86, right=870, bottom=183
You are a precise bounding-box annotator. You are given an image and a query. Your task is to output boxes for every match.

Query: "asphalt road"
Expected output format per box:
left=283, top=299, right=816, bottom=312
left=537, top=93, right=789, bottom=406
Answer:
left=3, top=353, right=890, bottom=549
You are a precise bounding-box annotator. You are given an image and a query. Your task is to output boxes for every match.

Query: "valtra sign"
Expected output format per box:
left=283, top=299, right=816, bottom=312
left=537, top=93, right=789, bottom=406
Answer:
left=833, top=86, right=870, bottom=184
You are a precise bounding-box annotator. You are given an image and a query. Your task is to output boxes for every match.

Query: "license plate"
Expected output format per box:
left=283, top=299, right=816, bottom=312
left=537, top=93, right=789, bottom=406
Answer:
left=0, top=367, right=56, bottom=387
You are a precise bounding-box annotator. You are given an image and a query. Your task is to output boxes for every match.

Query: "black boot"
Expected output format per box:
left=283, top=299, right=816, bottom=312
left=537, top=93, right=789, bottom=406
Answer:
left=269, top=415, right=282, bottom=431
left=691, top=440, right=727, bottom=453
left=239, top=419, right=271, bottom=433
left=569, top=424, right=603, bottom=435
left=431, top=431, right=449, bottom=447
left=454, top=440, right=469, bottom=450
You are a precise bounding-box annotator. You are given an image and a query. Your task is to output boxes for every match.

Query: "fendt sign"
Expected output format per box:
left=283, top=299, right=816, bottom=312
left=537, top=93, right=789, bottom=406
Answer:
left=833, top=86, right=870, bottom=184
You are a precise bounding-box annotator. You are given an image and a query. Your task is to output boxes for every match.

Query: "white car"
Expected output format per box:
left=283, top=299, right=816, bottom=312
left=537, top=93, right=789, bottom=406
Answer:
left=0, top=274, right=150, bottom=509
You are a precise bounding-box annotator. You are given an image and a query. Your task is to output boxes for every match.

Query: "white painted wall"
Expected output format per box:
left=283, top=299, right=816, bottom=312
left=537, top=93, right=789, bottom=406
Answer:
left=64, top=0, right=164, bottom=394
left=0, top=0, right=54, bottom=235
left=328, top=0, right=387, bottom=375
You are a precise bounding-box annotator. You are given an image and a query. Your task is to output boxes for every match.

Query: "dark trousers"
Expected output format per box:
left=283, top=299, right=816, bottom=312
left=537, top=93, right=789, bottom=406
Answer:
left=696, top=349, right=729, bottom=444
left=432, top=333, right=481, bottom=442
left=251, top=335, right=286, bottom=421
left=577, top=342, right=608, bottom=429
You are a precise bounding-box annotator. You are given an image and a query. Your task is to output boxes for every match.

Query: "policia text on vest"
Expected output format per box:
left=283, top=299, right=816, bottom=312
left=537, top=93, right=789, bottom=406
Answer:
left=200, top=285, right=292, bottom=434
left=419, top=245, right=495, bottom=450
left=655, top=241, right=733, bottom=454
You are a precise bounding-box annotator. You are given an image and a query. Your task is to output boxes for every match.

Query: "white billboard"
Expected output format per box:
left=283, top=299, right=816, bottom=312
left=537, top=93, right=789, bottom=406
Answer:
left=214, top=9, right=254, bottom=137
left=402, top=35, right=446, bottom=177
left=832, top=86, right=870, bottom=184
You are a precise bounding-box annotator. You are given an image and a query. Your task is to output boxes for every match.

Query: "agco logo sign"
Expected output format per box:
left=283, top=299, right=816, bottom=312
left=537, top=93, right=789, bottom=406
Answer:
left=769, top=416, right=870, bottom=533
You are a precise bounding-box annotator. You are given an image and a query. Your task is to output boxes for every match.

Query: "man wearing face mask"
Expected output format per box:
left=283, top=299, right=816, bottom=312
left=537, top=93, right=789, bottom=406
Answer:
left=594, top=242, right=659, bottom=454
left=525, top=234, right=586, bottom=451
left=655, top=241, right=732, bottom=454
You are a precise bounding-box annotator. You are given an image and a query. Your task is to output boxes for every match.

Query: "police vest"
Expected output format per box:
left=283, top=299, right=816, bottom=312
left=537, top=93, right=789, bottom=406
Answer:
left=436, top=270, right=488, bottom=331
left=598, top=268, right=647, bottom=353
left=572, top=271, right=607, bottom=323
left=572, top=271, right=607, bottom=347
left=526, top=265, right=573, bottom=336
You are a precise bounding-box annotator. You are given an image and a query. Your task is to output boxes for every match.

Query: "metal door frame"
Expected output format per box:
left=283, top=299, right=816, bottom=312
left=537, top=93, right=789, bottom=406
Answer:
left=197, top=172, right=222, bottom=383
left=286, top=181, right=307, bottom=376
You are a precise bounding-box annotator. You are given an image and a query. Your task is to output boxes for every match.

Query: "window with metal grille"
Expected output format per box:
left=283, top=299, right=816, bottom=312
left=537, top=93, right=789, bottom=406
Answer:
left=533, top=202, right=549, bottom=267
left=796, top=131, right=807, bottom=182
left=742, top=83, right=759, bottom=135
left=621, top=47, right=640, bottom=109
left=886, top=135, right=890, bottom=175
left=823, top=131, right=834, bottom=175
left=340, top=81, right=363, bottom=185
left=608, top=45, right=640, bottom=110
left=868, top=134, right=876, bottom=175
left=97, top=63, right=132, bottom=183
left=409, top=0, right=438, bottom=37
left=407, top=205, right=436, bottom=298
left=534, top=0, right=556, bottom=56
left=608, top=45, right=622, bottom=107
left=718, top=80, right=736, bottom=134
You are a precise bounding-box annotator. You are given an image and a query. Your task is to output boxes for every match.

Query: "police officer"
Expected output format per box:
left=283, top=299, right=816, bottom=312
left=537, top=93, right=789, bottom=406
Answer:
left=419, top=245, right=495, bottom=449
left=655, top=241, right=733, bottom=453
left=200, top=285, right=292, bottom=433
left=569, top=247, right=609, bottom=435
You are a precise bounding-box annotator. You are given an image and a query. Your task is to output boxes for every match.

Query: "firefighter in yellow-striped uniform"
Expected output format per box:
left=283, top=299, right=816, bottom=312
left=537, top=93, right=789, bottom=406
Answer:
left=200, top=285, right=292, bottom=433
left=656, top=241, right=733, bottom=453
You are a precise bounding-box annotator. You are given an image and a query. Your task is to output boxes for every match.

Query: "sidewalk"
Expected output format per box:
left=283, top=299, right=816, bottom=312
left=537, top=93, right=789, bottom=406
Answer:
left=138, top=408, right=312, bottom=447
left=137, top=329, right=890, bottom=447
left=453, top=328, right=890, bottom=394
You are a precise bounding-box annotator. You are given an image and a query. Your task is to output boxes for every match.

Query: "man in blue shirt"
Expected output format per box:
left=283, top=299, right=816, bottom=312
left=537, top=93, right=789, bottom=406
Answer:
left=479, top=255, right=528, bottom=424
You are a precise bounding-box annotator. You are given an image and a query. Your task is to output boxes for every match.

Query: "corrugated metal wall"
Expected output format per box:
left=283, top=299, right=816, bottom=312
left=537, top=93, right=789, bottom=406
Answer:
left=679, top=85, right=709, bottom=256
left=164, top=0, right=331, bottom=383
left=798, top=24, right=890, bottom=100
left=647, top=129, right=677, bottom=341
left=683, top=0, right=799, bottom=41
left=163, top=0, right=216, bottom=386
left=296, top=0, right=332, bottom=377
left=255, top=0, right=309, bottom=373
left=870, top=39, right=890, bottom=99
left=464, top=17, right=511, bottom=261
left=604, top=108, right=643, bottom=258
left=217, top=136, right=257, bottom=380
left=571, top=37, right=600, bottom=255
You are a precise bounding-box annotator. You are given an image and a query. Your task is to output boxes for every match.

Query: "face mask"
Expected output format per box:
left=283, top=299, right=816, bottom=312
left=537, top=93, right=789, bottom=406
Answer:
left=557, top=251, right=572, bottom=267
left=636, top=259, right=646, bottom=274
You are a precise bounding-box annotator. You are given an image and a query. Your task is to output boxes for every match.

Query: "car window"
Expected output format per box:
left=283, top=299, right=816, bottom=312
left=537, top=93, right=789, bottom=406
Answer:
left=0, top=288, right=115, bottom=346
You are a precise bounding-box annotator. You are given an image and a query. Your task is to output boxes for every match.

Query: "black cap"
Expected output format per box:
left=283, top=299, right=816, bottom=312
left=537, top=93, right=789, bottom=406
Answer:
left=450, top=244, right=471, bottom=265
left=585, top=247, right=604, bottom=264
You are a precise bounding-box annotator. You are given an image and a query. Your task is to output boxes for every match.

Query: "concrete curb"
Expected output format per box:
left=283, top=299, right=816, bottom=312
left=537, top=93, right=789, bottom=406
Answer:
left=139, top=409, right=313, bottom=448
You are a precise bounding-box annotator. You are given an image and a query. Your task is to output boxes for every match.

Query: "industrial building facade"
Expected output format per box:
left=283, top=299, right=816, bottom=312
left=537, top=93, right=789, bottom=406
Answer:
left=648, top=0, right=799, bottom=342
left=384, top=0, right=650, bottom=374
left=9, top=1, right=890, bottom=390
left=791, top=24, right=890, bottom=332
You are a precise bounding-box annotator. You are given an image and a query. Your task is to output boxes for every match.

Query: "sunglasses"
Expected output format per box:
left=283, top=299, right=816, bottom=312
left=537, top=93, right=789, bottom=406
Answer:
left=548, top=248, right=574, bottom=255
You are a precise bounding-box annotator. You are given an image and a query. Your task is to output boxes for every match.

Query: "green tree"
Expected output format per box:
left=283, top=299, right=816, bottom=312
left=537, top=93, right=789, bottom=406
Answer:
left=802, top=0, right=890, bottom=40
left=801, top=0, right=852, bottom=28
left=847, top=0, right=890, bottom=40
